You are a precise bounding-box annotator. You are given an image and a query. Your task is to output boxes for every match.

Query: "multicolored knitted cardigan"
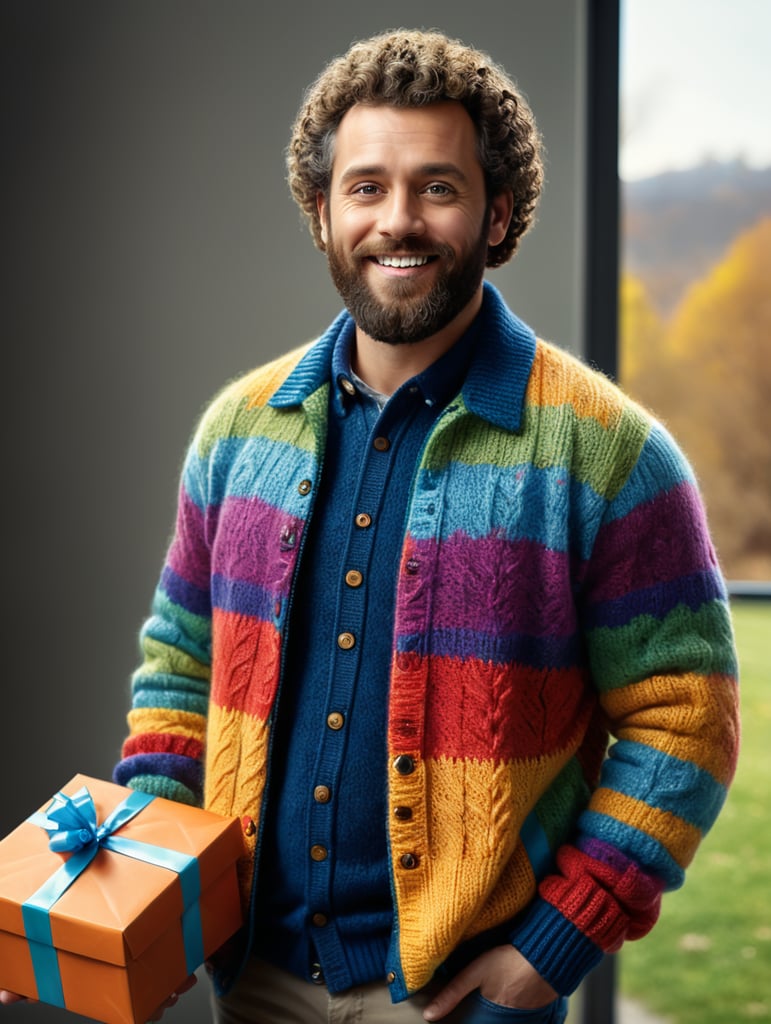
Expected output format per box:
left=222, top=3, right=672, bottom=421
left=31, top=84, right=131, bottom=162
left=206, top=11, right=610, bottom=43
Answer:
left=115, top=284, right=740, bottom=1000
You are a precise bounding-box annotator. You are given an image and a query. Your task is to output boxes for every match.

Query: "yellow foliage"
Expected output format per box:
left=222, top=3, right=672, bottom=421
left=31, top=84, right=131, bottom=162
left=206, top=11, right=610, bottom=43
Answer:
left=620, top=218, right=771, bottom=580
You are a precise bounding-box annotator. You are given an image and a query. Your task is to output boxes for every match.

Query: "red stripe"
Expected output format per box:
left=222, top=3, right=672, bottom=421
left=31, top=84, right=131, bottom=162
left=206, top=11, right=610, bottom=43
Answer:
left=541, top=845, right=662, bottom=948
left=210, top=608, right=281, bottom=719
left=390, top=652, right=594, bottom=761
left=121, top=733, right=204, bottom=760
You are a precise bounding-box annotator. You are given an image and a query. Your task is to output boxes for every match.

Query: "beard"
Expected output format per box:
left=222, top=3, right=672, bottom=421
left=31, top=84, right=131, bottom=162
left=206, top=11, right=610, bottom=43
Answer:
left=325, top=212, right=491, bottom=345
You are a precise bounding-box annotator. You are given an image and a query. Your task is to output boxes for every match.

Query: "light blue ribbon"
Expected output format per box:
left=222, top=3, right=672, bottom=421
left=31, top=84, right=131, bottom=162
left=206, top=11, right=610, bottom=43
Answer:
left=22, top=787, right=204, bottom=1008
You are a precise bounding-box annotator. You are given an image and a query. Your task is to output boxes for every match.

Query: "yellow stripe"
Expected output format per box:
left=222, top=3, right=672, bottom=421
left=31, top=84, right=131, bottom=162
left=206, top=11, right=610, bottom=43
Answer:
left=529, top=340, right=625, bottom=429
left=127, top=708, right=205, bottom=738
left=602, top=672, right=739, bottom=782
left=591, top=787, right=701, bottom=867
left=390, top=756, right=553, bottom=993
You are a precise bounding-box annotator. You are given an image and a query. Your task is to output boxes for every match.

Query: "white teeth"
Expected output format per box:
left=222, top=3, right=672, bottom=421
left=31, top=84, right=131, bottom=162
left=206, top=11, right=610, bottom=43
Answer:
left=376, top=255, right=430, bottom=268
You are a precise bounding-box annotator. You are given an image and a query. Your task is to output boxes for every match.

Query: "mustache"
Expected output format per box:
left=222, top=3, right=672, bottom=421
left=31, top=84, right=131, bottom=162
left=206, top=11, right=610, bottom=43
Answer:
left=352, top=239, right=454, bottom=260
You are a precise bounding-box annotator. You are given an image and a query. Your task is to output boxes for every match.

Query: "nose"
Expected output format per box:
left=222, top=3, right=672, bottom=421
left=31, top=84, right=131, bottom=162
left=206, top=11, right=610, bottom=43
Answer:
left=378, top=187, right=425, bottom=239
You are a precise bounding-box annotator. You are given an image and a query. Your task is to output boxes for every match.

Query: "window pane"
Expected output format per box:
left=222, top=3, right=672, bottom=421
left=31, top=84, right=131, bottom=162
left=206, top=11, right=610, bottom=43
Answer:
left=619, top=0, right=771, bottom=582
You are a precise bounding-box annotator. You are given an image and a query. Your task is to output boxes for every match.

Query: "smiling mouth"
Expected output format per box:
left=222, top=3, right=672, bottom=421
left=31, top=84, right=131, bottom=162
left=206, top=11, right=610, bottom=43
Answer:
left=372, top=254, right=435, bottom=268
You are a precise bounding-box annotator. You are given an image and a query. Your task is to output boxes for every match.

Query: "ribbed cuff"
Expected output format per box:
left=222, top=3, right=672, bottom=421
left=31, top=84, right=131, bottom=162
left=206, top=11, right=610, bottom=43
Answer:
left=509, top=897, right=604, bottom=996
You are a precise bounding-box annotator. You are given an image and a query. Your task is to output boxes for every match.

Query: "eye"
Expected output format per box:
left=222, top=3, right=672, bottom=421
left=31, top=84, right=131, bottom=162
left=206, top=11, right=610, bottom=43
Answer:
left=352, top=183, right=382, bottom=196
left=423, top=183, right=453, bottom=196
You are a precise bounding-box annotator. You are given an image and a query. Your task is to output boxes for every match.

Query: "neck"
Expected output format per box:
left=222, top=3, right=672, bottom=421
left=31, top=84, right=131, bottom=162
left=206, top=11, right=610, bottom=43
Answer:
left=351, top=285, right=483, bottom=395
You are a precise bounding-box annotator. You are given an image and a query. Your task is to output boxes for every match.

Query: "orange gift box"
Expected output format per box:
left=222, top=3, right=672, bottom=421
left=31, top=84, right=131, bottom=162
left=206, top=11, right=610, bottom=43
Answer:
left=0, top=774, right=243, bottom=1024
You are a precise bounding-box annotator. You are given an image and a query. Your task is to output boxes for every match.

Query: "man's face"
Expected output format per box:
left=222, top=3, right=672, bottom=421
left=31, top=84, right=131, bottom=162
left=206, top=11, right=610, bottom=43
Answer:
left=317, top=102, right=511, bottom=345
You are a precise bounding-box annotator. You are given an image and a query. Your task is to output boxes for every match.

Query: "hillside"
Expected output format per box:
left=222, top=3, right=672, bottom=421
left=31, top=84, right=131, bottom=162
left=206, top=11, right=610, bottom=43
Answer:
left=622, top=160, right=771, bottom=315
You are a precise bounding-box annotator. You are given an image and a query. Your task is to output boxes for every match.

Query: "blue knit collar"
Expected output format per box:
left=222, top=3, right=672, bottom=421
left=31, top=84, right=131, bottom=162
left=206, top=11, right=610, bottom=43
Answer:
left=268, top=281, right=536, bottom=432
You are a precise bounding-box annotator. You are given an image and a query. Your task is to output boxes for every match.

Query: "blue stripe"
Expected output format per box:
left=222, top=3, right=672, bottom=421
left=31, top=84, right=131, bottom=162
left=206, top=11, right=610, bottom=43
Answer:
left=603, top=740, right=728, bottom=832
left=161, top=565, right=211, bottom=618
left=579, top=808, right=685, bottom=890
left=607, top=422, right=695, bottom=523
left=409, top=462, right=603, bottom=559
left=183, top=436, right=317, bottom=512
left=114, top=754, right=203, bottom=796
left=584, top=569, right=726, bottom=629
left=396, top=627, right=582, bottom=669
left=211, top=573, right=276, bottom=620
left=130, top=688, right=210, bottom=715
left=140, top=611, right=212, bottom=665
left=131, top=671, right=210, bottom=699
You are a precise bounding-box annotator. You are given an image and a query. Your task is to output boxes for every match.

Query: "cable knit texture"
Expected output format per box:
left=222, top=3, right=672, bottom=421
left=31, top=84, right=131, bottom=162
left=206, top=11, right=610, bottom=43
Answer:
left=115, top=284, right=739, bottom=999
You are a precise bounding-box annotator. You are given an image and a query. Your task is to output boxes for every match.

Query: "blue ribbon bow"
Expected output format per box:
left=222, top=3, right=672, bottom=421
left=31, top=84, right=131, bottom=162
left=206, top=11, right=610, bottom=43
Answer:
left=23, top=786, right=204, bottom=1008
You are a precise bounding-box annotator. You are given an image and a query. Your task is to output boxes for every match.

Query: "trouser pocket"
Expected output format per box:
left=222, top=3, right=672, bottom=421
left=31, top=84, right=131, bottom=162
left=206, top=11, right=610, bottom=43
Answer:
left=447, top=992, right=569, bottom=1023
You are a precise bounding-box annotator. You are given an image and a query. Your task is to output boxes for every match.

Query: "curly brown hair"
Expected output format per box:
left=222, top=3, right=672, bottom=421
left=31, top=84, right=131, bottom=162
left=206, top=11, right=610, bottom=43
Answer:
left=287, top=29, right=544, bottom=268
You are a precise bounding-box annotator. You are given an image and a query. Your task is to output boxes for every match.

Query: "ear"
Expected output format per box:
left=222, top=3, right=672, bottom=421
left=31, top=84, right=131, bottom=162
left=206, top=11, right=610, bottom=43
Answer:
left=316, top=192, right=328, bottom=248
left=487, top=189, right=514, bottom=248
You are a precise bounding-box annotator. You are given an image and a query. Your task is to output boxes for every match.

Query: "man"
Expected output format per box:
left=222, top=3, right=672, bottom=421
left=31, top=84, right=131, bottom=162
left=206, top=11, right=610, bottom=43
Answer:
left=4, top=28, right=738, bottom=1024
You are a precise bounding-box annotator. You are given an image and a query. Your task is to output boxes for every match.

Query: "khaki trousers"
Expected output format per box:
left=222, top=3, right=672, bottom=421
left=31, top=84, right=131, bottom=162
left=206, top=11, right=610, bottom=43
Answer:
left=212, top=959, right=436, bottom=1024
left=212, top=957, right=569, bottom=1024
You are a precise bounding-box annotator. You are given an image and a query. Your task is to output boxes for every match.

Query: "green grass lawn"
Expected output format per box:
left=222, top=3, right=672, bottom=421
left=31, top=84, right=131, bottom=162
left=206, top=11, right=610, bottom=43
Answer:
left=619, top=599, right=771, bottom=1024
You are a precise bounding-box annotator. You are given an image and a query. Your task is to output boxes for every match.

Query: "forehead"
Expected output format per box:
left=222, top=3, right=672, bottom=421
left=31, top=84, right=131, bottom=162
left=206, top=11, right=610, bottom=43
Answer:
left=331, top=101, right=482, bottom=178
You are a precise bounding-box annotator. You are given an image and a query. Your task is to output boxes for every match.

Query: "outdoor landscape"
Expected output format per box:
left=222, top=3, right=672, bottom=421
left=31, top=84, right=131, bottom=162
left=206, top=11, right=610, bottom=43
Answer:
left=619, top=599, right=769, bottom=1024
left=618, top=159, right=771, bottom=1022
left=620, top=160, right=771, bottom=581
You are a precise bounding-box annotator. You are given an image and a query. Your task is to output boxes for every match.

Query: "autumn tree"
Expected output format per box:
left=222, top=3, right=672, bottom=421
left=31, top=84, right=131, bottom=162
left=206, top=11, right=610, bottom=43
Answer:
left=622, top=218, right=771, bottom=579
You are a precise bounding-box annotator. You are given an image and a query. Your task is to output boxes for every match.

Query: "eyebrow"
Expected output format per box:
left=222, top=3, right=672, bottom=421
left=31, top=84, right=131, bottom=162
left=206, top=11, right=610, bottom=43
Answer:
left=337, top=163, right=471, bottom=186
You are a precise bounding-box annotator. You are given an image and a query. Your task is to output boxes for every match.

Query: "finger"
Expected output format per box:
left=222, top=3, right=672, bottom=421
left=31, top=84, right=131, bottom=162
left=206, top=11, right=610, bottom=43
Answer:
left=145, top=974, right=198, bottom=1022
left=423, top=964, right=481, bottom=1021
left=0, top=992, right=28, bottom=1006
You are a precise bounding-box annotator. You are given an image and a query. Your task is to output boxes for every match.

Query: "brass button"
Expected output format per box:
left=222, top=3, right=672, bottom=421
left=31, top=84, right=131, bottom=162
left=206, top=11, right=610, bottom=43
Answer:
left=400, top=852, right=419, bottom=869
left=310, top=844, right=328, bottom=862
left=327, top=711, right=345, bottom=730
left=242, top=817, right=257, bottom=837
left=394, top=806, right=413, bottom=821
left=298, top=479, right=312, bottom=495
left=393, top=754, right=415, bottom=775
left=340, top=377, right=356, bottom=395
left=311, top=963, right=324, bottom=985
left=312, top=912, right=328, bottom=927
left=345, top=569, right=363, bottom=588
left=405, top=558, right=419, bottom=575
left=387, top=971, right=396, bottom=984
left=314, top=785, right=331, bottom=803
left=337, top=632, right=355, bottom=650
left=373, top=436, right=391, bottom=452
left=355, top=512, right=372, bottom=528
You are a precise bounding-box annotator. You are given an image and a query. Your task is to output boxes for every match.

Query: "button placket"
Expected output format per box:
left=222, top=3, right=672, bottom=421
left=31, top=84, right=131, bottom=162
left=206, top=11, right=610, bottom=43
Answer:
left=304, top=393, right=421, bottom=990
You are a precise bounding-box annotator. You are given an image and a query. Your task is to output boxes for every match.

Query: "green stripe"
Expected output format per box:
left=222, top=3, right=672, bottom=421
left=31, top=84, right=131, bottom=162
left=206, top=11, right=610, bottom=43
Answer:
left=588, top=600, right=738, bottom=690
left=421, top=400, right=650, bottom=501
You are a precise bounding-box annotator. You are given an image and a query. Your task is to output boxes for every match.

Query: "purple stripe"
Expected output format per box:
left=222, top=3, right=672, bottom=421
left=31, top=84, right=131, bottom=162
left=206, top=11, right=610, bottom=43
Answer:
left=211, top=495, right=305, bottom=591
left=396, top=627, right=582, bottom=669
left=588, top=482, right=716, bottom=602
left=113, top=753, right=203, bottom=797
left=161, top=565, right=211, bottom=618
left=398, top=533, right=577, bottom=638
left=584, top=569, right=726, bottom=629
left=212, top=573, right=274, bottom=619
left=167, top=486, right=212, bottom=591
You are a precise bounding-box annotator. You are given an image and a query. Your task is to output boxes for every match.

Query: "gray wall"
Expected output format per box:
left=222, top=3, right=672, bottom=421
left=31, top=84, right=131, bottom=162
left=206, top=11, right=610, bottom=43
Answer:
left=2, top=2, right=587, bottom=1020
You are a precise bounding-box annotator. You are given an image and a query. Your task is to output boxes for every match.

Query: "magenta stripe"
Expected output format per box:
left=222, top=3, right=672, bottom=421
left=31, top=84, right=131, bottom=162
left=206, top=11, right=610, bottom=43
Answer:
left=587, top=481, right=716, bottom=602
left=167, top=487, right=211, bottom=590
left=398, top=533, right=577, bottom=638
left=210, top=495, right=305, bottom=590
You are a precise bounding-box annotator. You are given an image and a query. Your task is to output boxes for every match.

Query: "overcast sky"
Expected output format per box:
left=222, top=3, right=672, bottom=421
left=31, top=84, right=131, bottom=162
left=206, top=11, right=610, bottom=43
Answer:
left=620, top=0, right=771, bottom=180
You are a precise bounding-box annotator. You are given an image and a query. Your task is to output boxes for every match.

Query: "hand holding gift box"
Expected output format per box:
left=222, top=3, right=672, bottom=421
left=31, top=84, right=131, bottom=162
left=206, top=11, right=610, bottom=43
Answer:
left=0, top=775, right=244, bottom=1024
